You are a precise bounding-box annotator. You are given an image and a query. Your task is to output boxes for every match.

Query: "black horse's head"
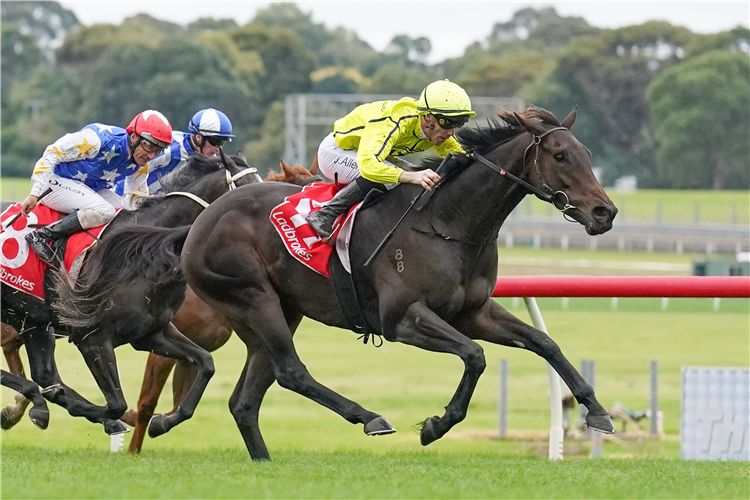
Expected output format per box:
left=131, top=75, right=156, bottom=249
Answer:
left=511, top=107, right=617, bottom=235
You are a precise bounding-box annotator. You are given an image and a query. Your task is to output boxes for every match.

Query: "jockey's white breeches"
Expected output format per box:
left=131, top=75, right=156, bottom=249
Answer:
left=316, top=133, right=398, bottom=185
left=38, top=174, right=120, bottom=229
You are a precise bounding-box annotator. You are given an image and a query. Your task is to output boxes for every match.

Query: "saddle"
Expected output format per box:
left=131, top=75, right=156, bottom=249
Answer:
left=270, top=184, right=385, bottom=340
left=1, top=203, right=113, bottom=302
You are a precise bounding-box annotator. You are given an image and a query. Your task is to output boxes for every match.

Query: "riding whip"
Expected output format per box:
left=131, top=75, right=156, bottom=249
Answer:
left=363, top=154, right=453, bottom=268
left=1, top=187, right=53, bottom=232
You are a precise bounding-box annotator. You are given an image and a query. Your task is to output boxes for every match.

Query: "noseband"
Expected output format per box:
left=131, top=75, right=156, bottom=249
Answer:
left=226, top=167, right=259, bottom=190
left=471, top=126, right=577, bottom=222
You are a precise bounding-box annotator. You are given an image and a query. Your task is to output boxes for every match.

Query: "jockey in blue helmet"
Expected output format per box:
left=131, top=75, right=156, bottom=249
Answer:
left=188, top=108, right=235, bottom=155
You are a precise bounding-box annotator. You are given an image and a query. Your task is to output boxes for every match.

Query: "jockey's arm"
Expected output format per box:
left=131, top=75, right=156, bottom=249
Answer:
left=29, top=129, right=102, bottom=196
left=23, top=130, right=102, bottom=215
left=356, top=119, right=406, bottom=185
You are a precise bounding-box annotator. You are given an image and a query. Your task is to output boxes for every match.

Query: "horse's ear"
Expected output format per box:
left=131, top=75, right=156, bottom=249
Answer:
left=219, top=147, right=237, bottom=170
left=279, top=158, right=293, bottom=175
left=561, top=106, right=577, bottom=130
left=513, top=112, right=545, bottom=136
left=236, top=150, right=248, bottom=166
left=310, top=154, right=319, bottom=175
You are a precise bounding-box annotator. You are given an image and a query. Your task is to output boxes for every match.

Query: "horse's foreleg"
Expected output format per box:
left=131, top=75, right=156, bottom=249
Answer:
left=74, top=338, right=128, bottom=421
left=390, top=302, right=487, bottom=446
left=0, top=370, right=48, bottom=430
left=125, top=353, right=177, bottom=454
left=171, top=359, right=198, bottom=411
left=2, top=323, right=26, bottom=376
left=1, top=324, right=32, bottom=429
left=459, top=300, right=615, bottom=434
left=130, top=323, right=214, bottom=439
left=23, top=328, right=128, bottom=435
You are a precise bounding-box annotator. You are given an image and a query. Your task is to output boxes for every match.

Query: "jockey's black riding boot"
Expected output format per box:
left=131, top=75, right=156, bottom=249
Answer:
left=25, top=212, right=83, bottom=265
left=306, top=181, right=366, bottom=239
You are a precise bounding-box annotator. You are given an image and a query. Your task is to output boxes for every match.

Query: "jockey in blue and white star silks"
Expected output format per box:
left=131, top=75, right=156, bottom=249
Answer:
left=21, top=110, right=173, bottom=265
left=114, top=108, right=234, bottom=196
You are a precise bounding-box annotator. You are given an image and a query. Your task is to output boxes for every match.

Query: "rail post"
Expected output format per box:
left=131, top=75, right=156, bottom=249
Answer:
left=523, top=297, right=564, bottom=460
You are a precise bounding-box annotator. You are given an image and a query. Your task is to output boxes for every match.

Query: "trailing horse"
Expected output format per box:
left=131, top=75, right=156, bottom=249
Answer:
left=176, top=106, right=618, bottom=460
left=1, top=151, right=260, bottom=435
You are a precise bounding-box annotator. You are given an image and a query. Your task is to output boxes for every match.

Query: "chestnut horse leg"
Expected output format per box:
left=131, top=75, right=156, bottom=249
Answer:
left=125, top=287, right=232, bottom=453
left=1, top=323, right=32, bottom=429
left=125, top=353, right=176, bottom=454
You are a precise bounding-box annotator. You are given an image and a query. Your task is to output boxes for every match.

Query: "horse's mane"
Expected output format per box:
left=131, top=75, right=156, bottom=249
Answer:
left=421, top=105, right=562, bottom=174
left=160, top=154, right=226, bottom=193
left=136, top=154, right=246, bottom=210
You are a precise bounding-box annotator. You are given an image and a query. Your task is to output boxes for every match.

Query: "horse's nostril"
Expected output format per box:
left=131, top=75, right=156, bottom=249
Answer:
left=592, top=205, right=614, bottom=221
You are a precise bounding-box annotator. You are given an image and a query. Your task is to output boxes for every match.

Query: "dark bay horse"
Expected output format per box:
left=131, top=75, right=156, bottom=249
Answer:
left=117, top=158, right=320, bottom=454
left=1, top=152, right=260, bottom=435
left=177, top=106, right=618, bottom=460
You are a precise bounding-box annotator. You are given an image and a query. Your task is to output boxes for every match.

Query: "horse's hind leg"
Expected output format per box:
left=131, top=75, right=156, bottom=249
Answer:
left=224, top=293, right=393, bottom=440
left=1, top=370, right=49, bottom=430
left=459, top=300, right=615, bottom=434
left=124, top=353, right=177, bottom=454
left=130, top=323, right=215, bottom=439
left=227, top=313, right=304, bottom=460
left=228, top=328, right=276, bottom=460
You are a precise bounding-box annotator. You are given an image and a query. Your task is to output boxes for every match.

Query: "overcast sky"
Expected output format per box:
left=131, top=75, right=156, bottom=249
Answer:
left=58, top=1, right=750, bottom=63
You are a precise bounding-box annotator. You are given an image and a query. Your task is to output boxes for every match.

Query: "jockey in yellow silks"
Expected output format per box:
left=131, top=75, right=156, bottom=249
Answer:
left=306, top=80, right=476, bottom=239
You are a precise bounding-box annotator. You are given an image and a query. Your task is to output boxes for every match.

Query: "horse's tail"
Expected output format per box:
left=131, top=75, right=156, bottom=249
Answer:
left=53, top=225, right=191, bottom=328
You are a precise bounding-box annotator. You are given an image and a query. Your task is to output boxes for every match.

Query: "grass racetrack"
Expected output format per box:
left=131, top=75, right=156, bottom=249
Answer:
left=2, top=284, right=748, bottom=498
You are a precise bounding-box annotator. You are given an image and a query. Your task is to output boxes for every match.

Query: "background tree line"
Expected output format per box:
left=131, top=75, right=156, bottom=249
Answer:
left=2, top=1, right=748, bottom=189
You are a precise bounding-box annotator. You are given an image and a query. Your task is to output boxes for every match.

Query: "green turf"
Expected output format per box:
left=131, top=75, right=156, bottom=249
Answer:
left=2, top=448, right=748, bottom=499
left=0, top=178, right=31, bottom=203
left=2, top=304, right=748, bottom=498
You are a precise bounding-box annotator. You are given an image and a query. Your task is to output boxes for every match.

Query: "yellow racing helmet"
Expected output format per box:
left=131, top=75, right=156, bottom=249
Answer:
left=417, top=80, right=476, bottom=118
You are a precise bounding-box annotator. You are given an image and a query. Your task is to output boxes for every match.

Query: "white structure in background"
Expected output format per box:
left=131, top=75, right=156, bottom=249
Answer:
left=681, top=367, right=749, bottom=460
left=614, top=175, right=638, bottom=192
left=284, top=93, right=526, bottom=169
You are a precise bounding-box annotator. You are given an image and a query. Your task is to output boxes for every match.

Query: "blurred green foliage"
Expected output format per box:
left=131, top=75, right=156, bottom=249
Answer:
left=1, top=2, right=748, bottom=187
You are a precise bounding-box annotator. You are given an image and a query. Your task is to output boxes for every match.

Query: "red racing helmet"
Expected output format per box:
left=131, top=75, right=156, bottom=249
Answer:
left=126, top=110, right=173, bottom=148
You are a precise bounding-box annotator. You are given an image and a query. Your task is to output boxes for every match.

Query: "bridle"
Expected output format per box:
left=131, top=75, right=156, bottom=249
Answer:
left=470, top=125, right=577, bottom=222
left=165, top=165, right=258, bottom=208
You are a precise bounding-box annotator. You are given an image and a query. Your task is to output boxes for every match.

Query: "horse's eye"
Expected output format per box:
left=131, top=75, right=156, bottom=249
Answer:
left=554, top=152, right=566, bottom=163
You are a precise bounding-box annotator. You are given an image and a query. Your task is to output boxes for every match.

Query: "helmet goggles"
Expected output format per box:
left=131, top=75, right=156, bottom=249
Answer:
left=139, top=133, right=168, bottom=154
left=205, top=135, right=229, bottom=147
left=434, top=114, right=470, bottom=130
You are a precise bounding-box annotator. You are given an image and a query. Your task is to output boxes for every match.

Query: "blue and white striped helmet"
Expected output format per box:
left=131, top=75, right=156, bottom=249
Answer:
left=188, top=108, right=235, bottom=138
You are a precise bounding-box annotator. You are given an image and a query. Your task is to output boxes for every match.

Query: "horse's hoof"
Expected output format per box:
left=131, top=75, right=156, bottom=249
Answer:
left=364, top=416, right=396, bottom=436
left=419, top=416, right=441, bottom=446
left=28, top=407, right=49, bottom=430
left=586, top=413, right=616, bottom=434
left=148, top=414, right=169, bottom=438
left=104, top=419, right=130, bottom=435
left=1, top=407, right=17, bottom=430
